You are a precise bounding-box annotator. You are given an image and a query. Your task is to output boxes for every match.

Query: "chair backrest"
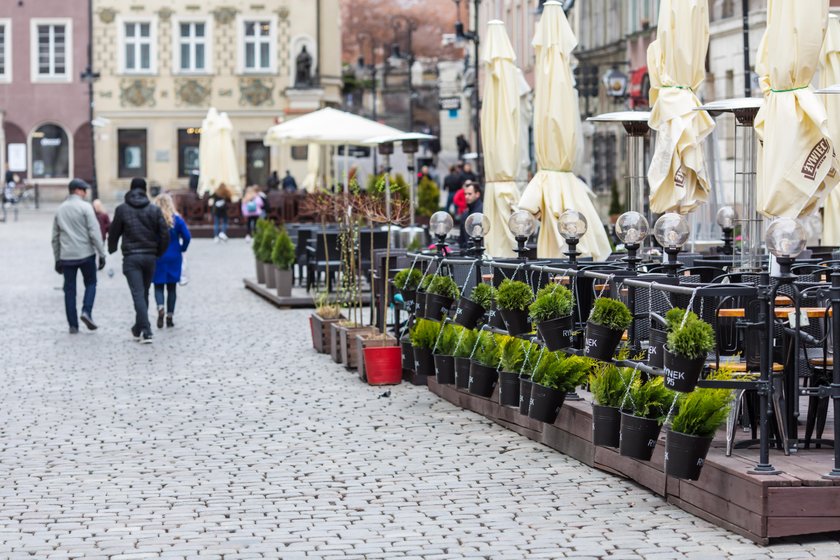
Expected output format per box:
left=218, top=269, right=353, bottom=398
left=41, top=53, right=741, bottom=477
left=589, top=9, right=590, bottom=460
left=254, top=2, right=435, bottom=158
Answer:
left=295, top=228, right=312, bottom=257
left=315, top=232, right=341, bottom=261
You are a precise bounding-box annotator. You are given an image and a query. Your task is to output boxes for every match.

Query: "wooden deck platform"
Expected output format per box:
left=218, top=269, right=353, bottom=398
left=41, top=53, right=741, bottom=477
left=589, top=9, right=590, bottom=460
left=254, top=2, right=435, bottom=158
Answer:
left=427, top=378, right=840, bottom=544
left=244, top=278, right=371, bottom=308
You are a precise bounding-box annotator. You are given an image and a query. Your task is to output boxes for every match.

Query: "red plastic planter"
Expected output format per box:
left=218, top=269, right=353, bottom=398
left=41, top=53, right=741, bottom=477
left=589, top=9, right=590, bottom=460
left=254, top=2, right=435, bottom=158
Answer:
left=364, top=346, right=403, bottom=385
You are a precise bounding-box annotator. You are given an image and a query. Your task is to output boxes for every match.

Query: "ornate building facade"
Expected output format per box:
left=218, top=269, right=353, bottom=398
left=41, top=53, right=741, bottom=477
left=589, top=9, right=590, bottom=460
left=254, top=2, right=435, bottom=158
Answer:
left=92, top=0, right=341, bottom=201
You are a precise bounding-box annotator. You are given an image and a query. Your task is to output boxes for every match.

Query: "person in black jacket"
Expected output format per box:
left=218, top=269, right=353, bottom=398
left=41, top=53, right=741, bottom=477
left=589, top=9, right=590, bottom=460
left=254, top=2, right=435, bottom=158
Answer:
left=108, top=177, right=170, bottom=344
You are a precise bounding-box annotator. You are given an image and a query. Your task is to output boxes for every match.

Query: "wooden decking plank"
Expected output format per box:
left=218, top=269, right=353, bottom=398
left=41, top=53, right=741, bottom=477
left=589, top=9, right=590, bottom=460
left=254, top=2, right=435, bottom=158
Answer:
left=766, top=516, right=840, bottom=539
left=542, top=424, right=595, bottom=467
left=677, top=482, right=766, bottom=537
left=668, top=495, right=767, bottom=544
left=767, top=486, right=840, bottom=517
left=593, top=445, right=666, bottom=496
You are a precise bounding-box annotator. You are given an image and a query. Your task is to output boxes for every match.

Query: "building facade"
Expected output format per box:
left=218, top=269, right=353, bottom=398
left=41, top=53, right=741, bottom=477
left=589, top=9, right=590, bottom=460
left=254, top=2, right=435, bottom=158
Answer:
left=0, top=0, right=93, bottom=192
left=92, top=0, right=341, bottom=202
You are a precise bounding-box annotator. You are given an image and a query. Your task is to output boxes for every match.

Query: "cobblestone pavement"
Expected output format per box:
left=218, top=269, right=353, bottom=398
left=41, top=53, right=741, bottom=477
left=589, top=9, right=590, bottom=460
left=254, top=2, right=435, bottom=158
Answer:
left=1, top=207, right=839, bottom=559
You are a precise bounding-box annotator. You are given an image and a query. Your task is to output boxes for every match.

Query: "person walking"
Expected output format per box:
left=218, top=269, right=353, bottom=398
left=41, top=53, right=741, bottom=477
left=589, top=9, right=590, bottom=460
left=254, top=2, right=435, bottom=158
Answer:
left=443, top=165, right=461, bottom=214
left=459, top=181, right=484, bottom=248
left=51, top=178, right=107, bottom=333
left=92, top=199, right=110, bottom=242
left=209, top=183, right=233, bottom=242
left=282, top=170, right=298, bottom=192
left=152, top=194, right=191, bottom=329
left=240, top=186, right=264, bottom=241
left=108, top=177, right=169, bottom=344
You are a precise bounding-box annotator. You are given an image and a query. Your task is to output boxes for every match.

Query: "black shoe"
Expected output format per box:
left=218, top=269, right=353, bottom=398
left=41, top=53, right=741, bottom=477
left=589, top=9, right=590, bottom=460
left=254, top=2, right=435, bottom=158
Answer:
left=69, top=327, right=79, bottom=334
left=80, top=312, right=98, bottom=331
left=157, top=308, right=164, bottom=329
left=166, top=315, right=174, bottom=328
left=131, top=326, right=142, bottom=340
left=139, top=332, right=153, bottom=344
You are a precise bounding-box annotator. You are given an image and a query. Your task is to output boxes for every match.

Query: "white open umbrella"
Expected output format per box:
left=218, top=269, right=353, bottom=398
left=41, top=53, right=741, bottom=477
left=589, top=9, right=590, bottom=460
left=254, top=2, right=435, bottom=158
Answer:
left=264, top=107, right=403, bottom=146
left=755, top=0, right=839, bottom=218
left=481, top=20, right=522, bottom=258
left=646, top=0, right=714, bottom=215
left=821, top=14, right=840, bottom=243
left=518, top=1, right=610, bottom=260
left=198, top=108, right=241, bottom=199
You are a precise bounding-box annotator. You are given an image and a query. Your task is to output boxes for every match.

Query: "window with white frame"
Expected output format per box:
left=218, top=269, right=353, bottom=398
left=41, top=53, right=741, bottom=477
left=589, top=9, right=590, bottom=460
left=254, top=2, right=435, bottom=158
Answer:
left=32, top=20, right=71, bottom=80
left=177, top=21, right=208, bottom=73
left=242, top=19, right=273, bottom=72
left=123, top=21, right=154, bottom=73
left=0, top=20, right=9, bottom=81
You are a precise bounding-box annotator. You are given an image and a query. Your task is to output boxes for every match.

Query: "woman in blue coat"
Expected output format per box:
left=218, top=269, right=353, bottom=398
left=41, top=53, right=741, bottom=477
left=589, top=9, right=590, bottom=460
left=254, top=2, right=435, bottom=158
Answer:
left=152, top=194, right=191, bottom=328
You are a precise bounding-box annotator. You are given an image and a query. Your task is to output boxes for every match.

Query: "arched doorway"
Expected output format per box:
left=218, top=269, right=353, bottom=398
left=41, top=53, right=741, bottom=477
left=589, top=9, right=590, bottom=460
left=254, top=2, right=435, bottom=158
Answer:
left=30, top=123, right=71, bottom=179
left=3, top=121, right=27, bottom=178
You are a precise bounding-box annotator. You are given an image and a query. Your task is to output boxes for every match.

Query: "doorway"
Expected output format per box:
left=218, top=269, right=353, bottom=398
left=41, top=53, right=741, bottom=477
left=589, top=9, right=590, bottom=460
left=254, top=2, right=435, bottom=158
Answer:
left=246, top=140, right=270, bottom=187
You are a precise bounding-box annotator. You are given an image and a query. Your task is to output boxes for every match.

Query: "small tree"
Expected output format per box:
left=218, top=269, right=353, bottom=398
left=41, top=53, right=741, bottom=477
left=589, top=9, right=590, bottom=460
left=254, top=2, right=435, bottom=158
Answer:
left=271, top=227, right=296, bottom=270
left=417, top=176, right=441, bottom=218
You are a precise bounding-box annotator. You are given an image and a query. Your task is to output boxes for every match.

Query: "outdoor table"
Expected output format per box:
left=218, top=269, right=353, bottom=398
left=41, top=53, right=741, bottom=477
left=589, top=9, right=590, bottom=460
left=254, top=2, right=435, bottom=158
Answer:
left=716, top=307, right=830, bottom=319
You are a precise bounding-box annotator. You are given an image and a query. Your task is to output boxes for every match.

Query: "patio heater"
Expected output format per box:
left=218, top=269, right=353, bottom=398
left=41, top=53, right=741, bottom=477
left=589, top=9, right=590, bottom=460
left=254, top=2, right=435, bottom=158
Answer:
left=378, top=141, right=395, bottom=223
left=695, top=98, right=763, bottom=271
left=588, top=111, right=653, bottom=254
left=508, top=210, right=537, bottom=261
left=402, top=138, right=419, bottom=226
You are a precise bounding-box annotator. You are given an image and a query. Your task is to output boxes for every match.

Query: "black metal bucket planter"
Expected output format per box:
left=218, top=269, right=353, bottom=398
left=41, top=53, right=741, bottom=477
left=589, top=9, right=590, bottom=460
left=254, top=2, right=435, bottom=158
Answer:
left=454, top=297, right=485, bottom=329
left=592, top=404, right=621, bottom=447
left=433, top=354, right=455, bottom=385
left=500, top=309, right=531, bottom=336
left=665, top=430, right=714, bottom=481
left=397, top=289, right=416, bottom=314
left=647, top=328, right=667, bottom=369
left=537, top=315, right=574, bottom=351
left=413, top=347, right=435, bottom=376
left=415, top=289, right=427, bottom=317
left=425, top=294, right=454, bottom=321
left=454, top=357, right=471, bottom=389
left=400, top=337, right=414, bottom=372
left=583, top=322, right=624, bottom=362
left=663, top=347, right=706, bottom=393
left=519, top=377, right=534, bottom=415
left=498, top=370, right=520, bottom=407
left=528, top=383, right=566, bottom=424
left=488, top=304, right=506, bottom=330
left=468, top=361, right=498, bottom=398
left=619, top=412, right=662, bottom=461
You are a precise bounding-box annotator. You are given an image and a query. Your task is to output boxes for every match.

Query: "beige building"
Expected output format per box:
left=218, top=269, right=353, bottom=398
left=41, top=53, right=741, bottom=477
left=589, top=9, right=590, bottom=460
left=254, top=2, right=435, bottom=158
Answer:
left=91, top=0, right=341, bottom=202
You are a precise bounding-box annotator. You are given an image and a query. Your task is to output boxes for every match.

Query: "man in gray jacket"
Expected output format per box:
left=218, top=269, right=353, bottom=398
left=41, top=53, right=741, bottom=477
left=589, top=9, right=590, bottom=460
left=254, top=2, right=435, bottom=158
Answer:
left=52, top=179, right=107, bottom=333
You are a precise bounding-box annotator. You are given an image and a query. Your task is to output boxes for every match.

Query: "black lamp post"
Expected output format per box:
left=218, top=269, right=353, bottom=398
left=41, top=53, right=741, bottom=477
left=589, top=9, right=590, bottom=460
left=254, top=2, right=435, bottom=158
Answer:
left=81, top=0, right=100, bottom=199
left=558, top=210, right=587, bottom=269
left=452, top=0, right=482, bottom=176
left=356, top=32, right=379, bottom=124
left=717, top=206, right=736, bottom=256
left=653, top=213, right=690, bottom=277
left=390, top=15, right=417, bottom=131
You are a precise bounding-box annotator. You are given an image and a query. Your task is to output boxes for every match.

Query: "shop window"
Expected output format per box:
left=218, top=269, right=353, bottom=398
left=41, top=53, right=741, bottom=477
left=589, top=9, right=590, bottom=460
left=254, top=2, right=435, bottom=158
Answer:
left=118, top=129, right=147, bottom=178
left=178, top=128, right=202, bottom=177
left=31, top=123, right=69, bottom=179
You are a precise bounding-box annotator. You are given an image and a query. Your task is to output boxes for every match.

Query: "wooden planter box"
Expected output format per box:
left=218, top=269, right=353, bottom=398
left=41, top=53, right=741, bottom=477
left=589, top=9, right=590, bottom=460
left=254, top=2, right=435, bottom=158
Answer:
left=330, top=322, right=367, bottom=364
left=310, top=313, right=343, bottom=353
left=341, top=326, right=380, bottom=370
left=355, top=333, right=397, bottom=380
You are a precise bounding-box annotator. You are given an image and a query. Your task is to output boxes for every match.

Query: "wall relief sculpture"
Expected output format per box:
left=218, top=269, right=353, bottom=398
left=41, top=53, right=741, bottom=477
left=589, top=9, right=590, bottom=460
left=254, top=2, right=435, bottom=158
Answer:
left=120, top=79, right=156, bottom=107
left=239, top=78, right=274, bottom=106
left=176, top=79, right=211, bottom=106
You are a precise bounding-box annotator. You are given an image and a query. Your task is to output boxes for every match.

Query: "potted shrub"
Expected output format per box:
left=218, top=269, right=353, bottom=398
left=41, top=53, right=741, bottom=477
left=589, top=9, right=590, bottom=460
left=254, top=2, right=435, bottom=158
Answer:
left=309, top=293, right=343, bottom=353
left=666, top=371, right=733, bottom=480
left=664, top=310, right=714, bottom=392
left=498, top=336, right=528, bottom=407
left=530, top=284, right=575, bottom=351
left=355, top=331, right=398, bottom=381
left=271, top=227, right=296, bottom=298
left=433, top=323, right=460, bottom=385
left=496, top=279, right=533, bottom=335
left=409, top=318, right=440, bottom=377
left=400, top=331, right=414, bottom=376
left=619, top=376, right=674, bottom=460
left=252, top=218, right=270, bottom=283
left=425, top=275, right=460, bottom=320
left=469, top=331, right=501, bottom=397
left=589, top=359, right=634, bottom=447
left=393, top=268, right=422, bottom=312
left=453, top=328, right=479, bottom=390
left=647, top=312, right=668, bottom=368
left=529, top=352, right=590, bottom=424
left=257, top=222, right=279, bottom=289
left=415, top=274, right=432, bottom=318
left=584, top=297, right=632, bottom=361
left=519, top=347, right=539, bottom=416
left=455, top=283, right=495, bottom=329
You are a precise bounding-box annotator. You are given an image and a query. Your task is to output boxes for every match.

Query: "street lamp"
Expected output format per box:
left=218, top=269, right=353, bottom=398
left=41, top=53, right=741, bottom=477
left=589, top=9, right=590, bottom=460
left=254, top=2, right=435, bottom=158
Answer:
left=465, top=212, right=490, bottom=258
left=766, top=217, right=807, bottom=278
left=653, top=213, right=690, bottom=277
left=391, top=14, right=417, bottom=131
left=615, top=211, right=649, bottom=271
left=508, top=210, right=537, bottom=260
left=558, top=210, right=587, bottom=268
left=716, top=206, right=736, bottom=256
left=452, top=0, right=482, bottom=175
left=430, top=211, right=454, bottom=256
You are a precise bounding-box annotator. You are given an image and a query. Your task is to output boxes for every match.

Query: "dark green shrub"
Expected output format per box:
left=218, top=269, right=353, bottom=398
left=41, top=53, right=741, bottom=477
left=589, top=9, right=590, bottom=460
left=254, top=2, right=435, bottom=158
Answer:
left=417, top=176, right=441, bottom=218
left=588, top=297, right=633, bottom=331
left=469, top=283, right=496, bottom=309
left=532, top=352, right=590, bottom=392
left=427, top=275, right=460, bottom=300
left=671, top=371, right=734, bottom=437
left=271, top=228, right=296, bottom=270
left=529, top=284, right=575, bottom=322
left=256, top=223, right=278, bottom=263
left=667, top=315, right=714, bottom=360
left=454, top=328, right=479, bottom=358
left=394, top=268, right=422, bottom=292
left=622, top=377, right=674, bottom=421
left=498, top=336, right=527, bottom=373
left=436, top=323, right=460, bottom=355
left=409, top=318, right=440, bottom=350
left=664, top=308, right=700, bottom=332
left=473, top=331, right=501, bottom=368
left=419, top=274, right=433, bottom=292
left=589, top=363, right=634, bottom=408
left=495, top=279, right=533, bottom=312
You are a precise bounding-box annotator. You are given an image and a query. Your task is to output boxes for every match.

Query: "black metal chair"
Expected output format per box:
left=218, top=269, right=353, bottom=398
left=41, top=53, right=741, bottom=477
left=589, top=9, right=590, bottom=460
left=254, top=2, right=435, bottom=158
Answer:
left=306, top=232, right=341, bottom=292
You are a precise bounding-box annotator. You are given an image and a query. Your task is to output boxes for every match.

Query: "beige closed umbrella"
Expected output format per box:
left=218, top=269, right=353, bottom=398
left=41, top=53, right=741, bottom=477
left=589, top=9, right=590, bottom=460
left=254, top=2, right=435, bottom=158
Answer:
left=646, top=0, right=714, bottom=215
left=755, top=0, right=839, bottom=218
left=481, top=20, right=522, bottom=258
left=518, top=1, right=610, bottom=260
left=301, top=143, right=322, bottom=193
left=821, top=15, right=840, bottom=243
left=198, top=108, right=241, bottom=199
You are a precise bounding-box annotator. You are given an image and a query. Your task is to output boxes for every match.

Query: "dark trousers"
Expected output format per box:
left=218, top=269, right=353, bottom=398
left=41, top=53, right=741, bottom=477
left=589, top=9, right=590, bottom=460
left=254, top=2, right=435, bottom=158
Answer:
left=123, top=253, right=156, bottom=335
left=154, top=282, right=177, bottom=314
left=62, top=255, right=97, bottom=329
left=246, top=216, right=258, bottom=236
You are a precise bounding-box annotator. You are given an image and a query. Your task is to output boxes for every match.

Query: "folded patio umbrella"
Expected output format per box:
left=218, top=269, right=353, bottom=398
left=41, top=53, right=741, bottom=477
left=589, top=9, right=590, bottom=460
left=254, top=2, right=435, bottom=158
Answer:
left=821, top=15, right=840, bottom=244
left=647, top=0, right=714, bottom=215
left=518, top=1, right=610, bottom=261
left=198, top=107, right=241, bottom=199
left=301, top=143, right=321, bottom=193
left=481, top=20, right=522, bottom=258
left=755, top=0, right=839, bottom=218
